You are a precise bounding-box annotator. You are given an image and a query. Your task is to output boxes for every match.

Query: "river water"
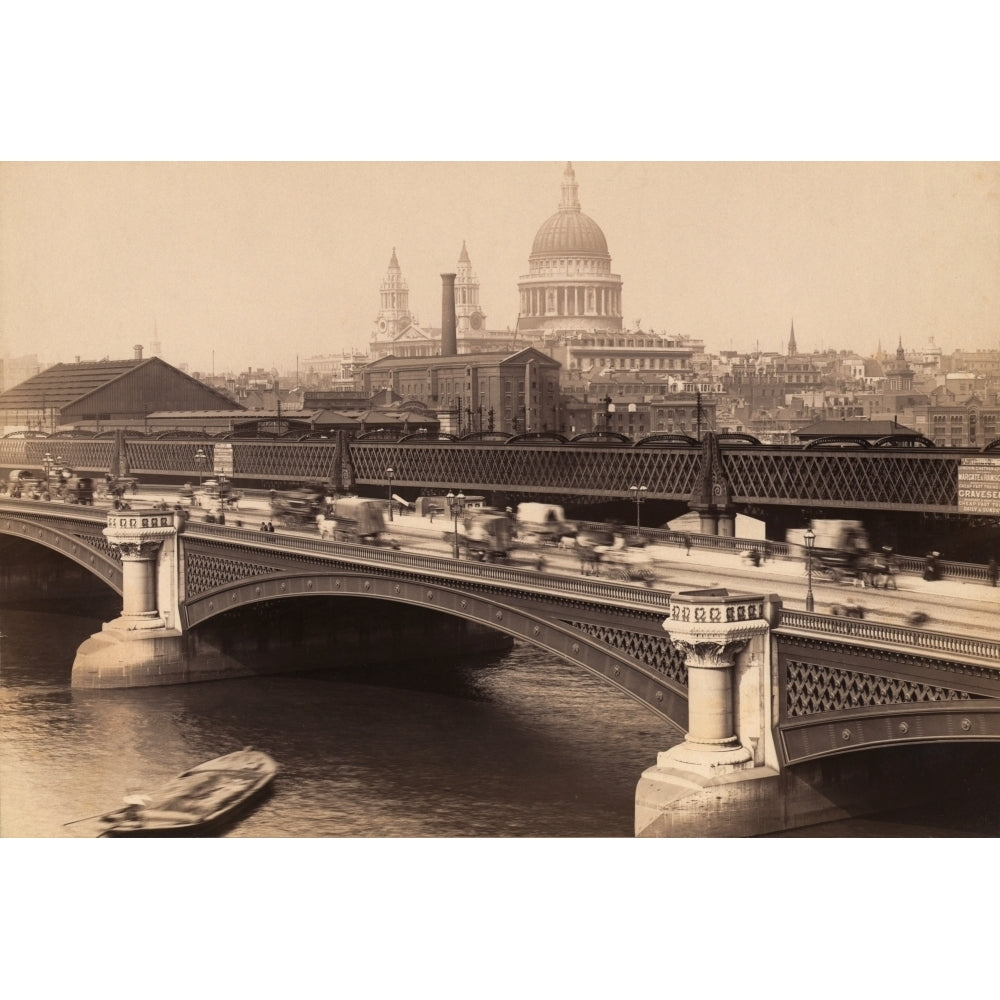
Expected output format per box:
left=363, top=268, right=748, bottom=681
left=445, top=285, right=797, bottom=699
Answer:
left=3, top=595, right=998, bottom=839
left=0, top=595, right=685, bottom=838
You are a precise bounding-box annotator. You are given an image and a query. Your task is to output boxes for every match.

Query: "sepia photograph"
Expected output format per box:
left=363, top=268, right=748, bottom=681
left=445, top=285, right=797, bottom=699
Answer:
left=2, top=4, right=998, bottom=996
left=3, top=158, right=999, bottom=839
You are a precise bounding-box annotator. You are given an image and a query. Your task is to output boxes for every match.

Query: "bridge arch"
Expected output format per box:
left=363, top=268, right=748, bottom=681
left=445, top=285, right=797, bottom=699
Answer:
left=0, top=512, right=122, bottom=594
left=182, top=569, right=689, bottom=729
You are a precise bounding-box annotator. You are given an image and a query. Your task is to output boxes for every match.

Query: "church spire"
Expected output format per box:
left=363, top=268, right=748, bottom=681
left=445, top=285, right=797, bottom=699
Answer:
left=560, top=162, right=581, bottom=211
left=787, top=319, right=798, bottom=356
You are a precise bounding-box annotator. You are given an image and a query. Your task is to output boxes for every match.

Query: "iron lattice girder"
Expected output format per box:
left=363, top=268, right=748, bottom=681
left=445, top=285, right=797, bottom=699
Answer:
left=0, top=438, right=115, bottom=475
left=349, top=443, right=702, bottom=499
left=720, top=449, right=961, bottom=509
left=0, top=436, right=975, bottom=511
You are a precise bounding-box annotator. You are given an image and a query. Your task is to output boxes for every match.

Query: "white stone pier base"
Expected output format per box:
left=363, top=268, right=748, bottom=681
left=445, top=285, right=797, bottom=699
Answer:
left=71, top=624, right=260, bottom=689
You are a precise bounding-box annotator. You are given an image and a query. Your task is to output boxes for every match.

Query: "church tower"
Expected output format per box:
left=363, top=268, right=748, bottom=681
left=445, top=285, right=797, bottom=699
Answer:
left=374, top=248, right=413, bottom=339
left=455, top=241, right=486, bottom=337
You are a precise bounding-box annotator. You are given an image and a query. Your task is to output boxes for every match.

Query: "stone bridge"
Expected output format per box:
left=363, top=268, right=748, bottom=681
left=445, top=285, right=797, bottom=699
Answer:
left=3, top=498, right=1000, bottom=836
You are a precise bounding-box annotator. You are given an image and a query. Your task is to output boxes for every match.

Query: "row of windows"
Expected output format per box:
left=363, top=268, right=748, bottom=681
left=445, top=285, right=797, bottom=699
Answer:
left=573, top=357, right=687, bottom=370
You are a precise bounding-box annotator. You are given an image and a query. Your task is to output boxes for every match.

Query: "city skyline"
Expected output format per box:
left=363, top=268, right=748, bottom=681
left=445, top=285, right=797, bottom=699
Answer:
left=1, top=161, right=998, bottom=378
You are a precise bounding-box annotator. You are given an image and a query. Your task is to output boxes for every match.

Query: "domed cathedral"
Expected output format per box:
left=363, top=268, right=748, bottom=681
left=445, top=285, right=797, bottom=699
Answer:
left=517, top=162, right=623, bottom=338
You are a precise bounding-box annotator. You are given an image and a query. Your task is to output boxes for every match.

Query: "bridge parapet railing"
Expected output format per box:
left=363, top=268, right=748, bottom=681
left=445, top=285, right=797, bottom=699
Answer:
left=778, top=608, right=1000, bottom=664
left=183, top=520, right=676, bottom=610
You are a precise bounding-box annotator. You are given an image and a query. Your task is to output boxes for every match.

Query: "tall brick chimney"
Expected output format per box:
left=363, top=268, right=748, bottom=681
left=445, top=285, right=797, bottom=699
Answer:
left=133, top=344, right=143, bottom=360
left=440, top=273, right=457, bottom=356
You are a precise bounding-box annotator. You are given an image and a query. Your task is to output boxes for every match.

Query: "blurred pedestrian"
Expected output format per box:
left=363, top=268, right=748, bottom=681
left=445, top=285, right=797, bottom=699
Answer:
left=748, top=548, right=761, bottom=567
left=988, top=556, right=998, bottom=588
left=683, top=535, right=691, bottom=556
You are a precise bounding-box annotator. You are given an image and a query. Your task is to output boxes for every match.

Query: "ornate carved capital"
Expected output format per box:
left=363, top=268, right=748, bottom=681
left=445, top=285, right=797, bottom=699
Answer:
left=672, top=637, right=749, bottom=670
left=109, top=539, right=164, bottom=560
left=663, top=589, right=769, bottom=665
left=103, top=511, right=176, bottom=557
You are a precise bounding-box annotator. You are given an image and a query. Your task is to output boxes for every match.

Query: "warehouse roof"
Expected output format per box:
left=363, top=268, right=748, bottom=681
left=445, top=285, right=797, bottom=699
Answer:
left=0, top=359, right=146, bottom=409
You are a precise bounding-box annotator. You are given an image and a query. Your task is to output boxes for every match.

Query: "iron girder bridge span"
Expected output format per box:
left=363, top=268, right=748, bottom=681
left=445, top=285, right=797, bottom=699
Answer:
left=1, top=432, right=992, bottom=513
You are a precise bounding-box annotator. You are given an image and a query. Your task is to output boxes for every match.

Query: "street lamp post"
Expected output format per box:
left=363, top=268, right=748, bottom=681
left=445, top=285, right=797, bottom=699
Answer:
left=446, top=490, right=466, bottom=559
left=194, top=447, right=207, bottom=487
left=804, top=527, right=816, bottom=612
left=43, top=451, right=53, bottom=497
left=386, top=467, right=394, bottom=522
left=629, top=485, right=647, bottom=529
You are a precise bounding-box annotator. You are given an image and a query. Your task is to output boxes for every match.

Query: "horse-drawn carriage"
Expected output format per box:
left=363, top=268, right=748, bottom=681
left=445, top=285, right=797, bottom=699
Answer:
left=270, top=486, right=325, bottom=527
left=451, top=508, right=515, bottom=561
left=571, top=528, right=656, bottom=586
left=789, top=519, right=896, bottom=588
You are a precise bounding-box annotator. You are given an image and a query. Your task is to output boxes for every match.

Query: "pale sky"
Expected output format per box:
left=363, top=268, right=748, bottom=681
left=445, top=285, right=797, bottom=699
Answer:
left=2, top=161, right=997, bottom=377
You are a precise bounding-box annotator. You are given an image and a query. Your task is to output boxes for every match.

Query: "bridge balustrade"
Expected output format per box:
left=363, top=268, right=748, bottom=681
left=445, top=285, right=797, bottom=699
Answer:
left=778, top=608, right=1000, bottom=662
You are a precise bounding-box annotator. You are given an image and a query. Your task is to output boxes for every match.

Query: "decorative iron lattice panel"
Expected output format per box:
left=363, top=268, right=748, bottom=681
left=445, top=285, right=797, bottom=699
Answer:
left=349, top=443, right=702, bottom=499
left=71, top=528, right=119, bottom=561
left=125, top=440, right=346, bottom=483
left=185, top=552, right=286, bottom=597
left=785, top=659, right=981, bottom=717
left=568, top=620, right=688, bottom=686
left=722, top=449, right=961, bottom=509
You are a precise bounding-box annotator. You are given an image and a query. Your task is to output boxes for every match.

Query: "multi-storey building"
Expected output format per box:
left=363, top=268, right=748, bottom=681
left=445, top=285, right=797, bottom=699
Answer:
left=357, top=347, right=561, bottom=436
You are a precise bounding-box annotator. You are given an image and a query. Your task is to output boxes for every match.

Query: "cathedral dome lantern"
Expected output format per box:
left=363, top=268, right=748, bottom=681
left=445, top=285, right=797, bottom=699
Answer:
left=518, top=163, right=622, bottom=336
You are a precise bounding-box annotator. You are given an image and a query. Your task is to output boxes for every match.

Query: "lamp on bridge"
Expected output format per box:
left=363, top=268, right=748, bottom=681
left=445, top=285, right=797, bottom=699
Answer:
left=804, top=526, right=816, bottom=612
left=386, top=467, right=394, bottom=522
left=446, top=490, right=466, bottom=559
left=603, top=396, right=615, bottom=431
left=194, top=447, right=207, bottom=487
left=629, top=484, right=647, bottom=529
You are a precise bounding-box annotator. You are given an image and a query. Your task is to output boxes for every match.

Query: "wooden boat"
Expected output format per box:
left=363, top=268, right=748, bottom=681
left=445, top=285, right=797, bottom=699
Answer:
left=95, top=748, right=278, bottom=837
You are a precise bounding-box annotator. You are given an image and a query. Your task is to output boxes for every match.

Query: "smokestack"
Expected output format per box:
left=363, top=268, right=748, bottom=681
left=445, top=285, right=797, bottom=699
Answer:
left=133, top=344, right=143, bottom=360
left=440, top=273, right=457, bottom=356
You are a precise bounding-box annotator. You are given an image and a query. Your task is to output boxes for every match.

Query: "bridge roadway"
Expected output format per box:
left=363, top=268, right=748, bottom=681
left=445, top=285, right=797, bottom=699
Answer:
left=30, top=485, right=1000, bottom=643
left=147, top=485, right=1000, bottom=639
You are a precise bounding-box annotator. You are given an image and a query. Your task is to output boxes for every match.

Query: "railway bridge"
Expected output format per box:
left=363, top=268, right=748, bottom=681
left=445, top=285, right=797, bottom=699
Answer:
left=3, top=498, right=999, bottom=836
left=3, top=430, right=999, bottom=547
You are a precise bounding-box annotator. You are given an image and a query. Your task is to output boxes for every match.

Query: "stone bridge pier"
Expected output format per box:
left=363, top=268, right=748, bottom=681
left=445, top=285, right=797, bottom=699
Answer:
left=72, top=511, right=194, bottom=688
left=636, top=589, right=785, bottom=837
